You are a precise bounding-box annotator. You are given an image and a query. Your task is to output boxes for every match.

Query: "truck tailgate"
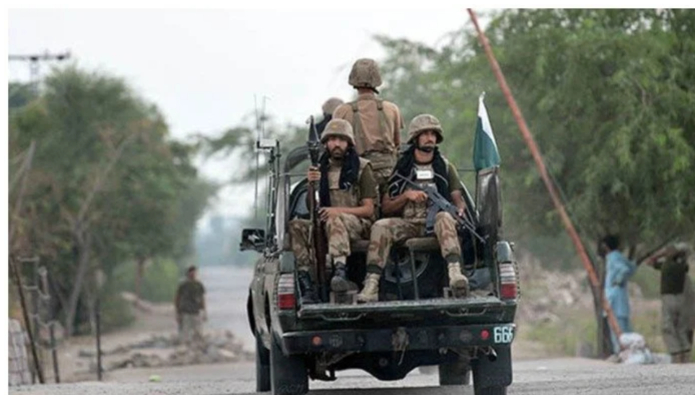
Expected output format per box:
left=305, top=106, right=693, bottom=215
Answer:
left=298, top=297, right=513, bottom=324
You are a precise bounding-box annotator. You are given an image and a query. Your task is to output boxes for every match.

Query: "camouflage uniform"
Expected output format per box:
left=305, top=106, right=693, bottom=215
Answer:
left=333, top=58, right=404, bottom=197
left=289, top=213, right=372, bottom=271
left=358, top=114, right=468, bottom=303
left=366, top=207, right=461, bottom=269
left=288, top=119, right=378, bottom=300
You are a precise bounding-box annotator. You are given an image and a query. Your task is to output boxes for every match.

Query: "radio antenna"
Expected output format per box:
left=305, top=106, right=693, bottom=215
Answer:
left=253, top=95, right=260, bottom=220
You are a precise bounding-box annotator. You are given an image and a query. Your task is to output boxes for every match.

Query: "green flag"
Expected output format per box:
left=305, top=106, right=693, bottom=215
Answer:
left=473, top=93, right=501, bottom=172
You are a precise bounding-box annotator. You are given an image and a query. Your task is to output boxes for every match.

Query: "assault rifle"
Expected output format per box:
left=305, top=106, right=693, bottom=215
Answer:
left=306, top=116, right=328, bottom=301
left=393, top=172, right=485, bottom=243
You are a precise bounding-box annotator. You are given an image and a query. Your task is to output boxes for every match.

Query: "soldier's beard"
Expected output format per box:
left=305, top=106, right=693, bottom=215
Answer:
left=330, top=148, right=346, bottom=160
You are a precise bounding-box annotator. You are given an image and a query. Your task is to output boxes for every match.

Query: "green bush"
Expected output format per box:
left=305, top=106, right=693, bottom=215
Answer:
left=98, top=290, right=135, bottom=332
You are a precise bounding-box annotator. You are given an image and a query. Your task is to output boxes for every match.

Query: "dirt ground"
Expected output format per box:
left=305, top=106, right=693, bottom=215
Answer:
left=36, top=299, right=179, bottom=383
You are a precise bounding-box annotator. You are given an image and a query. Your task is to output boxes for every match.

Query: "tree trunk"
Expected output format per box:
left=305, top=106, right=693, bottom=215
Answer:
left=594, top=259, right=612, bottom=357
left=64, top=232, right=91, bottom=337
left=135, top=257, right=146, bottom=300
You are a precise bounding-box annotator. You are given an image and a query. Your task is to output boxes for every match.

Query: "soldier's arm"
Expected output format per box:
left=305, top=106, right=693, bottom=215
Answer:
left=450, top=191, right=467, bottom=213
left=325, top=198, right=374, bottom=219
left=200, top=283, right=207, bottom=320
left=447, top=163, right=466, bottom=213
left=382, top=192, right=411, bottom=215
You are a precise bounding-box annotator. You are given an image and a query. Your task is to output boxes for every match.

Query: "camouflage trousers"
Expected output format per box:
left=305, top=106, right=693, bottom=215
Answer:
left=366, top=212, right=462, bottom=272
left=661, top=294, right=692, bottom=354
left=289, top=214, right=372, bottom=271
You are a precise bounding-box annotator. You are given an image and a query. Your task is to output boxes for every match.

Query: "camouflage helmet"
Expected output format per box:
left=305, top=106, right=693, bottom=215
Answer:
left=408, top=114, right=444, bottom=143
left=321, top=118, right=355, bottom=146
left=348, top=58, right=382, bottom=90
left=321, top=97, right=343, bottom=115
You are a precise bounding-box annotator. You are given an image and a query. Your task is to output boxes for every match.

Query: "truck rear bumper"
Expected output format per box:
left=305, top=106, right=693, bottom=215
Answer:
left=281, top=323, right=516, bottom=355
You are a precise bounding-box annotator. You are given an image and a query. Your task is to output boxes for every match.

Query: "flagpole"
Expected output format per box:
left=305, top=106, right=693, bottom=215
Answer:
left=467, top=8, right=624, bottom=343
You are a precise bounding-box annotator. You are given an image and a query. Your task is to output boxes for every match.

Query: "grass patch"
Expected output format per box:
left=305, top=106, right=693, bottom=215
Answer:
left=524, top=300, right=668, bottom=356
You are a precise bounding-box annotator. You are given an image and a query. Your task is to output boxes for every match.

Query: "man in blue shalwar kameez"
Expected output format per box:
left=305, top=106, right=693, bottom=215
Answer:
left=600, top=235, right=637, bottom=354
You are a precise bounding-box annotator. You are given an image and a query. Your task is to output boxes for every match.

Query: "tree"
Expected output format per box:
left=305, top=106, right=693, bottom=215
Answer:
left=8, top=66, right=215, bottom=335
left=376, top=9, right=693, bottom=356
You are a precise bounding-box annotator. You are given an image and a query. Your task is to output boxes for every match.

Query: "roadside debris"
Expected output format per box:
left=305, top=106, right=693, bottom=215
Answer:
left=80, top=330, right=254, bottom=372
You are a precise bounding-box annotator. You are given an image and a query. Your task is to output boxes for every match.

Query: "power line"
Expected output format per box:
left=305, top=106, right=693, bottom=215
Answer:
left=8, top=50, right=72, bottom=94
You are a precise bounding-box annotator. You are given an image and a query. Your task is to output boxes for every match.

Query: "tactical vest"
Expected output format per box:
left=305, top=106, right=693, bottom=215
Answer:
left=328, top=158, right=372, bottom=208
left=350, top=98, right=394, bottom=163
left=402, top=164, right=437, bottom=221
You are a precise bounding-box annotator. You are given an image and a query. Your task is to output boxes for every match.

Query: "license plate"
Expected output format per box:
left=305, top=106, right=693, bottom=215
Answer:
left=493, top=326, right=514, bottom=344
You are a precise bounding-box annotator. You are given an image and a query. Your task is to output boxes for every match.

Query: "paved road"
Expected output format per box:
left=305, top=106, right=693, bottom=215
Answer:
left=10, top=358, right=695, bottom=395
left=198, top=266, right=255, bottom=351
left=9, top=266, right=695, bottom=395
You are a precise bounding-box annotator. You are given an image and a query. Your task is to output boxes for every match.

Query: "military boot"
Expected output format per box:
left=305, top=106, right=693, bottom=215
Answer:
left=298, top=270, right=318, bottom=305
left=357, top=273, right=381, bottom=303
left=448, top=262, right=469, bottom=298
left=331, top=262, right=351, bottom=293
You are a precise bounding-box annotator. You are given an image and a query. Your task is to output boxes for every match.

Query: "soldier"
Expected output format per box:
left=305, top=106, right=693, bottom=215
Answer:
left=357, top=114, right=469, bottom=303
left=174, top=265, right=207, bottom=347
left=333, top=58, right=404, bottom=197
left=289, top=119, right=378, bottom=304
left=647, top=243, right=693, bottom=363
left=315, top=97, right=344, bottom=134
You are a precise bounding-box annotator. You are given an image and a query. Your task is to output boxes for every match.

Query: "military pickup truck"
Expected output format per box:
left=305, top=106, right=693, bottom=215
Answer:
left=242, top=139, right=519, bottom=395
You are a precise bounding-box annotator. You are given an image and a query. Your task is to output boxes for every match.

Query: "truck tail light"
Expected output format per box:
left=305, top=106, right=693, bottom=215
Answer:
left=277, top=274, right=296, bottom=310
left=499, top=263, right=518, bottom=300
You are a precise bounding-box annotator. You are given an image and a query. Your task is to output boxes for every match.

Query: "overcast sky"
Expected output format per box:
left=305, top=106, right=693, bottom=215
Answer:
left=7, top=7, right=472, bottom=220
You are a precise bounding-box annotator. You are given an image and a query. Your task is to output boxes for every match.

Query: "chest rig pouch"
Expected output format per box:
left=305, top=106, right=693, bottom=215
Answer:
left=402, top=165, right=437, bottom=222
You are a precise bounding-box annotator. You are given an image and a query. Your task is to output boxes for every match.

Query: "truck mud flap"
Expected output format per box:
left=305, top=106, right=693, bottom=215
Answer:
left=472, top=345, right=512, bottom=390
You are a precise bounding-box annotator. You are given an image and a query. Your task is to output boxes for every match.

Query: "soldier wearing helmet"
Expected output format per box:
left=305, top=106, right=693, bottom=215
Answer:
left=288, top=119, right=378, bottom=304
left=356, top=114, right=469, bottom=303
left=315, top=97, right=344, bottom=134
left=333, top=58, right=404, bottom=198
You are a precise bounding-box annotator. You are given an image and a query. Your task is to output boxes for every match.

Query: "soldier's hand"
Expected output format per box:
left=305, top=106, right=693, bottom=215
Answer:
left=405, top=190, right=428, bottom=202
left=307, top=166, right=321, bottom=182
left=457, top=207, right=466, bottom=219
left=320, top=207, right=341, bottom=221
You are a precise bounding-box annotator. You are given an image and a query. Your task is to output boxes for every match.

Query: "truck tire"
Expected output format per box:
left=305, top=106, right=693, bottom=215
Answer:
left=255, top=333, right=271, bottom=392
left=439, top=359, right=471, bottom=386
left=270, top=335, right=309, bottom=395
left=475, top=385, right=507, bottom=395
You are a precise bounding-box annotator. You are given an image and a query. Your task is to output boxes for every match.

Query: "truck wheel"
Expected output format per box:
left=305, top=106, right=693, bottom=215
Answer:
left=255, top=333, right=271, bottom=392
left=439, top=359, right=471, bottom=385
left=270, top=335, right=309, bottom=395
left=475, top=385, right=507, bottom=395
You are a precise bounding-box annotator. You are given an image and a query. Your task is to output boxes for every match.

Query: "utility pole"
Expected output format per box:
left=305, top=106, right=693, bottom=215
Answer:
left=8, top=50, right=71, bottom=94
